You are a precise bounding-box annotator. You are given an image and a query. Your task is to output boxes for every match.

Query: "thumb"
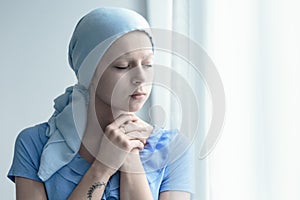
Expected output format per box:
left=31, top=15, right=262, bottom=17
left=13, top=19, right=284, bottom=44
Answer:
left=130, top=139, right=145, bottom=151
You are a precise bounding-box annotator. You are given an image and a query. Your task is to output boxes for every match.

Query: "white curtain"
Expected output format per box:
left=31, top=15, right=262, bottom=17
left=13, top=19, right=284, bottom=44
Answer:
left=146, top=0, right=300, bottom=200
left=146, top=0, right=210, bottom=199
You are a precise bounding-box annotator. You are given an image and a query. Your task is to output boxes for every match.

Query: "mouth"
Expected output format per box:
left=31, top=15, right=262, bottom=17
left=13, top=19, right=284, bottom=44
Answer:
left=130, top=92, right=147, bottom=100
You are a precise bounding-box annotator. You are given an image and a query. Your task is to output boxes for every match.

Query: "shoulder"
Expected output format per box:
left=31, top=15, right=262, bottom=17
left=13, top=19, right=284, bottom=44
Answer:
left=15, top=123, right=49, bottom=150
left=8, top=123, right=49, bottom=182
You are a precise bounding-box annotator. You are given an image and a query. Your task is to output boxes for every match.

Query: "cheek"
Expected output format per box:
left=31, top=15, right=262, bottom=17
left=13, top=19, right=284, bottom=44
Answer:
left=96, top=75, right=117, bottom=100
left=96, top=73, right=130, bottom=100
left=145, top=71, right=154, bottom=91
left=145, top=83, right=152, bottom=92
left=146, top=70, right=154, bottom=87
left=111, top=76, right=131, bottom=98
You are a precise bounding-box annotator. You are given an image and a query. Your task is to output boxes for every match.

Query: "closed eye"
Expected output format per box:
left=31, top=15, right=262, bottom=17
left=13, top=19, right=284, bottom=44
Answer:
left=114, top=65, right=130, bottom=70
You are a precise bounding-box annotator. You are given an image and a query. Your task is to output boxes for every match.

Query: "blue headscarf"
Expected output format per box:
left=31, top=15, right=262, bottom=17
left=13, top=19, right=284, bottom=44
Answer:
left=38, top=7, right=152, bottom=181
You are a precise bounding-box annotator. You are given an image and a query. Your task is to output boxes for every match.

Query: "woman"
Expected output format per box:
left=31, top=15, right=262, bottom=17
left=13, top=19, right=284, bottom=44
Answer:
left=8, top=7, right=193, bottom=200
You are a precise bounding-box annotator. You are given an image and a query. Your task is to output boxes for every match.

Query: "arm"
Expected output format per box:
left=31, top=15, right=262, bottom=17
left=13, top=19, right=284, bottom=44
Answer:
left=14, top=162, right=112, bottom=200
left=159, top=191, right=190, bottom=200
left=68, top=160, right=112, bottom=200
left=159, top=191, right=191, bottom=200
left=119, top=117, right=156, bottom=200
left=15, top=177, right=47, bottom=200
left=68, top=113, right=146, bottom=200
left=120, top=128, right=193, bottom=200
left=120, top=149, right=154, bottom=200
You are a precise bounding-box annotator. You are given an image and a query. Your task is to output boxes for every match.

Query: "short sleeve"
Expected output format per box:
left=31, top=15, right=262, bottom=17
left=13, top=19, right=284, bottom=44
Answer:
left=159, top=142, right=195, bottom=194
left=8, top=124, right=47, bottom=182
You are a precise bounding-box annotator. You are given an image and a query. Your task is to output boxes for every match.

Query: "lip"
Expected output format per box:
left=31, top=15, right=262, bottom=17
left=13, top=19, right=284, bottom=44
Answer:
left=130, top=92, right=147, bottom=100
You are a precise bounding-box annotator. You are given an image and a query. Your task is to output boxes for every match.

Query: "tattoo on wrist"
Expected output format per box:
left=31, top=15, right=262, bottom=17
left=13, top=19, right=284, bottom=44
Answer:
left=87, top=181, right=106, bottom=199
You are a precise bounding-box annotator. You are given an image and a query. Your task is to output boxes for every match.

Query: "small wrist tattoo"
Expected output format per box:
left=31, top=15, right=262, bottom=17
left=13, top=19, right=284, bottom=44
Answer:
left=87, top=181, right=106, bottom=199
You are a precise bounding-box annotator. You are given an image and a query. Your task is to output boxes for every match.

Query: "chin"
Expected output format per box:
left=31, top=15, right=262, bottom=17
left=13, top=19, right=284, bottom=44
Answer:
left=128, top=107, right=141, bottom=113
left=128, top=105, right=143, bottom=112
left=111, top=102, right=144, bottom=113
left=127, top=102, right=145, bottom=112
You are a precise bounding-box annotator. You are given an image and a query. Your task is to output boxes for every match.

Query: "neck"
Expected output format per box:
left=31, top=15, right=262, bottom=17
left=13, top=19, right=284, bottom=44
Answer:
left=95, top=97, right=130, bottom=130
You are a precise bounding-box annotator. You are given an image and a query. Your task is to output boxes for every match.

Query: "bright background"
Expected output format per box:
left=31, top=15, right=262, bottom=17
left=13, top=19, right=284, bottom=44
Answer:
left=1, top=0, right=300, bottom=199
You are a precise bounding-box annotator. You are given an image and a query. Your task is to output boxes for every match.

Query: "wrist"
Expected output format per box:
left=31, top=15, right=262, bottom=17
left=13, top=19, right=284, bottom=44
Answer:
left=90, top=160, right=115, bottom=180
left=121, top=151, right=144, bottom=173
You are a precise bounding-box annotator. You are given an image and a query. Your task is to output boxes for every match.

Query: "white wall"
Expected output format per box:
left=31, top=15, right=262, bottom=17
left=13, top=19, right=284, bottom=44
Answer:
left=0, top=1, right=146, bottom=199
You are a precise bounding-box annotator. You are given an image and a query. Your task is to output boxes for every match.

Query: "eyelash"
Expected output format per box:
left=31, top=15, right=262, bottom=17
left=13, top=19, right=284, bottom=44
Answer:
left=114, top=64, right=152, bottom=70
left=114, top=66, right=129, bottom=70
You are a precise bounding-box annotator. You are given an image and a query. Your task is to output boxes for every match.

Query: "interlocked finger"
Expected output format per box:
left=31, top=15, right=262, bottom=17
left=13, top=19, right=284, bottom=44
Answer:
left=129, top=139, right=145, bottom=150
left=126, top=131, right=148, bottom=144
left=119, top=125, right=127, bottom=134
left=120, top=122, right=147, bottom=134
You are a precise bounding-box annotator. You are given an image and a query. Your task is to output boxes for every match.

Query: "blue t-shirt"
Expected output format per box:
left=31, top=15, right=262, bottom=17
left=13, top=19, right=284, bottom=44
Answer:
left=8, top=123, right=193, bottom=200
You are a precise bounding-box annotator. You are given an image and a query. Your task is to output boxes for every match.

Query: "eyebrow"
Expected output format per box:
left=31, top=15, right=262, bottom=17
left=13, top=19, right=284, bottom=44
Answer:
left=118, top=51, right=153, bottom=60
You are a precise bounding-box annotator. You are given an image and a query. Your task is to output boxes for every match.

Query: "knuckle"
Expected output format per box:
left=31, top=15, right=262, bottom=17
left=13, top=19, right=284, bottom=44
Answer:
left=121, top=140, right=130, bottom=149
left=110, top=129, right=118, bottom=137
left=115, top=134, right=123, bottom=142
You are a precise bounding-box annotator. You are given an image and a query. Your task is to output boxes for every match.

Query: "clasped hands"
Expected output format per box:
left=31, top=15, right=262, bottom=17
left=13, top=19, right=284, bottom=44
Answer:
left=84, top=85, right=153, bottom=175
left=97, top=113, right=153, bottom=174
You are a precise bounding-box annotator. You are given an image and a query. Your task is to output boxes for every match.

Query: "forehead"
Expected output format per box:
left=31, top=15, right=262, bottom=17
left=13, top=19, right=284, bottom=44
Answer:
left=104, top=31, right=153, bottom=61
left=116, top=49, right=153, bottom=61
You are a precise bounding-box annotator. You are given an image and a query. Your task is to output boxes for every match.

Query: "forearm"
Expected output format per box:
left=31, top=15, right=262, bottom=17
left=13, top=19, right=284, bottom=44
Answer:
left=120, top=155, right=154, bottom=200
left=68, top=160, right=113, bottom=200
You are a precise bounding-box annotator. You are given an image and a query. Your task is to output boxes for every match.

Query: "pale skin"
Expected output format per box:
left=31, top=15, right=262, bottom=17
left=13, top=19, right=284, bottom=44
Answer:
left=14, top=31, right=190, bottom=200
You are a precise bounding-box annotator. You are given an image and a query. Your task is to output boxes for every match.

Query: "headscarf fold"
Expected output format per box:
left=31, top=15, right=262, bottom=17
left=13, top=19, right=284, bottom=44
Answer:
left=38, top=7, right=152, bottom=181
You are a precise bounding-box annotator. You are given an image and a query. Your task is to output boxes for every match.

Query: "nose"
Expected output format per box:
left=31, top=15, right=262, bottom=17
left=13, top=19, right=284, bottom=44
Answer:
left=131, top=64, right=147, bottom=85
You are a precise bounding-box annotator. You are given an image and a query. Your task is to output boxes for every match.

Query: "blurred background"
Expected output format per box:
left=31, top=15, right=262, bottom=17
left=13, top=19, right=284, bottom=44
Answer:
left=1, top=0, right=300, bottom=199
